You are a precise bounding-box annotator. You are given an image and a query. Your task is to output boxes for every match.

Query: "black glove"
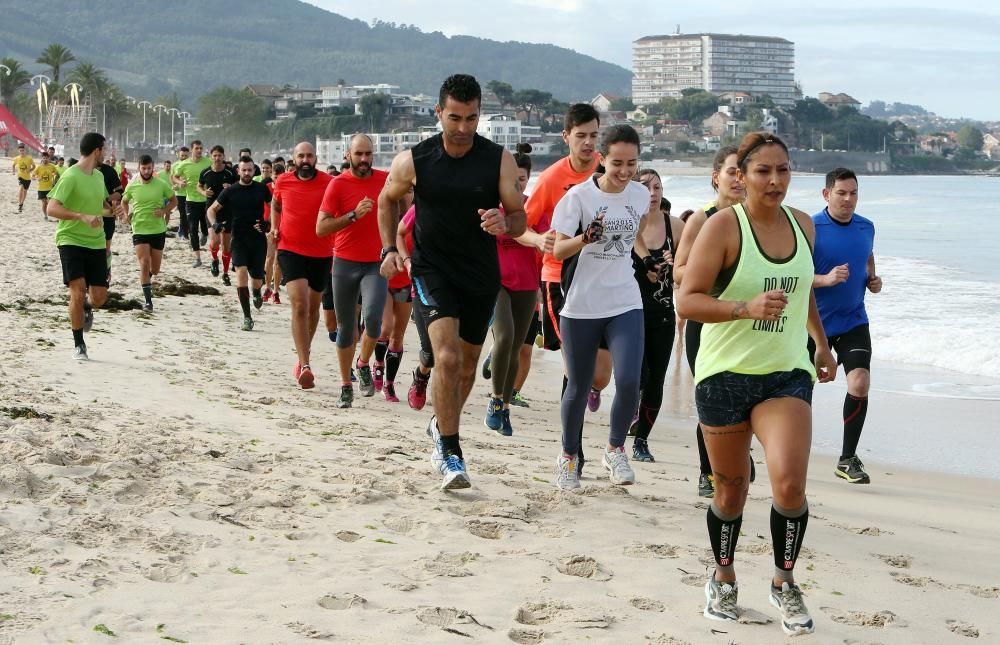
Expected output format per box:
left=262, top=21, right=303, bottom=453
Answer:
left=259, top=220, right=271, bottom=234
left=642, top=254, right=660, bottom=272
left=582, top=217, right=605, bottom=244
left=212, top=221, right=223, bottom=233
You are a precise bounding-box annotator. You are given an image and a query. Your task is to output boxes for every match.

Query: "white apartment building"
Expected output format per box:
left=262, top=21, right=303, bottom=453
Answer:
left=633, top=33, right=797, bottom=107
left=476, top=115, right=542, bottom=151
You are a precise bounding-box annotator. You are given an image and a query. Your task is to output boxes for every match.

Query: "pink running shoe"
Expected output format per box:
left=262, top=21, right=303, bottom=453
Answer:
left=587, top=387, right=602, bottom=412
left=408, top=369, right=429, bottom=410
left=372, top=360, right=385, bottom=392
left=384, top=382, right=399, bottom=403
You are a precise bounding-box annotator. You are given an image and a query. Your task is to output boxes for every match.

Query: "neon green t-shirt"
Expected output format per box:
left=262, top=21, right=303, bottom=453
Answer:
left=49, top=165, right=109, bottom=250
left=172, top=156, right=210, bottom=203
left=54, top=164, right=67, bottom=176
left=123, top=177, right=174, bottom=235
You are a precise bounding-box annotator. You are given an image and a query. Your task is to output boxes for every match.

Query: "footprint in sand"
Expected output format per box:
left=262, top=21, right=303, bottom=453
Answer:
left=946, top=620, right=980, bottom=638
left=403, top=551, right=479, bottom=581
left=875, top=553, right=912, bottom=568
left=555, top=555, right=612, bottom=581
left=508, top=627, right=545, bottom=644
left=955, top=584, right=1000, bottom=599
left=679, top=574, right=704, bottom=588
left=514, top=601, right=567, bottom=625
left=889, top=571, right=939, bottom=588
left=831, top=523, right=893, bottom=536
left=466, top=519, right=510, bottom=540
left=416, top=606, right=494, bottom=635
left=514, top=600, right=612, bottom=629
left=335, top=530, right=361, bottom=542
left=629, top=597, right=665, bottom=612
left=622, top=543, right=678, bottom=559
left=286, top=622, right=335, bottom=640
left=317, top=593, right=367, bottom=610
left=822, top=607, right=900, bottom=628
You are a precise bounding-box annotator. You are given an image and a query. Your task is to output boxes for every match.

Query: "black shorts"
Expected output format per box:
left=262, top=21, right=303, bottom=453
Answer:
left=523, top=309, right=540, bottom=345
left=696, top=369, right=814, bottom=427
left=18, top=178, right=31, bottom=189
left=809, top=323, right=871, bottom=375
left=132, top=232, right=166, bottom=250
left=412, top=272, right=497, bottom=346
left=38, top=190, right=50, bottom=200
left=278, top=250, right=332, bottom=293
left=232, top=235, right=267, bottom=280
left=59, top=245, right=109, bottom=288
left=102, top=216, right=116, bottom=241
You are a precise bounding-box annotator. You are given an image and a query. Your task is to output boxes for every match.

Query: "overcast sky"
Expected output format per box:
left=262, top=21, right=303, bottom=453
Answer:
left=310, top=0, right=999, bottom=121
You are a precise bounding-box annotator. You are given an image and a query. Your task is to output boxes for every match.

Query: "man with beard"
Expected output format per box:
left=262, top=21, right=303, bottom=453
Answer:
left=121, top=155, right=176, bottom=311
left=378, top=74, right=526, bottom=489
left=172, top=141, right=211, bottom=267
left=272, top=142, right=335, bottom=389
left=199, top=145, right=238, bottom=285
left=316, top=134, right=389, bottom=408
left=209, top=157, right=271, bottom=330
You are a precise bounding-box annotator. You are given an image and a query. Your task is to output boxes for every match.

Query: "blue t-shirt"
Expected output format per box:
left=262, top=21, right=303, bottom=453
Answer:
left=812, top=208, right=875, bottom=337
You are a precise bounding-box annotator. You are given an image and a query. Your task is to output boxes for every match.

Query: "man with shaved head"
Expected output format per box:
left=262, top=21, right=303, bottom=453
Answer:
left=272, top=141, right=335, bottom=389
left=316, top=134, right=390, bottom=408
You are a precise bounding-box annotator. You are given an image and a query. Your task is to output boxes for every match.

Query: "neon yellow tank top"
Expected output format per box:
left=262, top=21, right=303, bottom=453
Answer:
left=695, top=204, right=815, bottom=383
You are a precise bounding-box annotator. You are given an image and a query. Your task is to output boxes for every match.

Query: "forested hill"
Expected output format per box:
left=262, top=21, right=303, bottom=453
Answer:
left=2, top=0, right=630, bottom=105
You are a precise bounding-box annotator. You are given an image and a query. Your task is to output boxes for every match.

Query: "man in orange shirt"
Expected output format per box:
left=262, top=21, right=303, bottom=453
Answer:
left=271, top=142, right=334, bottom=389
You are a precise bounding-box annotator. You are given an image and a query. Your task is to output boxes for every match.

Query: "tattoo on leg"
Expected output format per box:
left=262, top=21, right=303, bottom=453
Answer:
left=713, top=471, right=747, bottom=488
left=703, top=426, right=750, bottom=437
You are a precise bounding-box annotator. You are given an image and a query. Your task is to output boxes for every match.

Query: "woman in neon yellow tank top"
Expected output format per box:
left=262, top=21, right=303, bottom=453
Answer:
left=677, top=133, right=837, bottom=637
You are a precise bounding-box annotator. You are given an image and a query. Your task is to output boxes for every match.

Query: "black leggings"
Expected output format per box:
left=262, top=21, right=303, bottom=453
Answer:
left=490, top=288, right=538, bottom=402
left=411, top=302, right=434, bottom=369
left=634, top=321, right=675, bottom=440
left=685, top=320, right=712, bottom=475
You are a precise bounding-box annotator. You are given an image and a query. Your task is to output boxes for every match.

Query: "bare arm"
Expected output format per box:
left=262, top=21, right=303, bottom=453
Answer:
left=378, top=152, right=416, bottom=278
left=270, top=193, right=282, bottom=241
left=495, top=150, right=526, bottom=237
left=206, top=200, right=221, bottom=226
left=672, top=209, right=706, bottom=286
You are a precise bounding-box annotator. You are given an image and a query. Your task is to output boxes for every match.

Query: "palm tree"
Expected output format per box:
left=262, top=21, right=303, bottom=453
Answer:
left=67, top=62, right=110, bottom=102
left=36, top=43, right=76, bottom=85
left=0, top=57, right=31, bottom=105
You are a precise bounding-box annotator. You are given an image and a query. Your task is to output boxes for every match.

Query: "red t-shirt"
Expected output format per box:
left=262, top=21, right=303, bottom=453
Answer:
left=389, top=205, right=416, bottom=290
left=526, top=156, right=598, bottom=283
left=496, top=196, right=544, bottom=292
left=273, top=170, right=334, bottom=257
left=319, top=169, right=388, bottom=263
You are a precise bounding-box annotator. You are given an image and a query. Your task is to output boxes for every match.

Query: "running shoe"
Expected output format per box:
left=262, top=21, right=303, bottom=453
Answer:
left=192, top=258, right=202, bottom=268
left=297, top=364, right=315, bottom=390
left=602, top=446, right=636, bottom=485
left=555, top=453, right=581, bottom=490
left=484, top=396, right=504, bottom=431
left=262, top=288, right=272, bottom=302
left=510, top=390, right=529, bottom=408
left=142, top=302, right=153, bottom=313
left=241, top=317, right=254, bottom=331
left=426, top=416, right=471, bottom=490
left=383, top=382, right=399, bottom=403
left=211, top=259, right=220, bottom=277
left=408, top=369, right=428, bottom=410
left=83, top=307, right=94, bottom=333
left=328, top=331, right=337, bottom=343
left=18, top=203, right=23, bottom=212
left=357, top=364, right=374, bottom=396
left=704, top=577, right=739, bottom=622
left=221, top=273, right=231, bottom=286
left=253, top=292, right=263, bottom=310
left=835, top=455, right=870, bottom=484
left=632, top=437, right=655, bottom=462
left=481, top=350, right=492, bottom=379
left=272, top=292, right=281, bottom=305
left=698, top=473, right=716, bottom=498
left=587, top=387, right=602, bottom=412
left=498, top=409, right=513, bottom=437
left=372, top=360, right=385, bottom=392
left=72, top=344, right=88, bottom=361
left=336, top=385, right=353, bottom=409
left=770, top=582, right=815, bottom=636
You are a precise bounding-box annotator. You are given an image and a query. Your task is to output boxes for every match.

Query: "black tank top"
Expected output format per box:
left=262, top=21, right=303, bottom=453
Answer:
left=411, top=133, right=504, bottom=294
left=632, top=218, right=675, bottom=326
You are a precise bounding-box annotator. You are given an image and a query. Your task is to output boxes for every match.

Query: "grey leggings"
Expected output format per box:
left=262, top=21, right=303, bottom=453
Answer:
left=331, top=258, right=387, bottom=349
left=560, top=308, right=644, bottom=455
left=490, top=288, right=538, bottom=402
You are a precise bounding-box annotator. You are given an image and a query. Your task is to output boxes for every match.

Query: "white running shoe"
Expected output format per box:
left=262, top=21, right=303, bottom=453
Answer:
left=770, top=581, right=815, bottom=636
left=426, top=416, right=471, bottom=490
left=72, top=344, right=89, bottom=361
left=602, top=446, right=636, bottom=485
left=555, top=454, right=581, bottom=490
left=704, top=577, right=739, bottom=622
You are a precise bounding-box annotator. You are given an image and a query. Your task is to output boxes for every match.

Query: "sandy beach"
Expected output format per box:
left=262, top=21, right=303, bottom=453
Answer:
left=1, top=160, right=998, bottom=644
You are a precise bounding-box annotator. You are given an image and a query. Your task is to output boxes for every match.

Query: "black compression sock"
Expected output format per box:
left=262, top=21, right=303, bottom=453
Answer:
left=252, top=287, right=262, bottom=300
left=386, top=349, right=403, bottom=382
left=842, top=394, right=868, bottom=459
left=237, top=287, right=251, bottom=318
left=697, top=423, right=712, bottom=475
left=707, top=503, right=742, bottom=576
left=635, top=403, right=659, bottom=440
left=72, top=328, right=84, bottom=347
left=771, top=502, right=809, bottom=581
left=439, top=432, right=462, bottom=459
left=374, top=339, right=389, bottom=363
left=142, top=283, right=152, bottom=305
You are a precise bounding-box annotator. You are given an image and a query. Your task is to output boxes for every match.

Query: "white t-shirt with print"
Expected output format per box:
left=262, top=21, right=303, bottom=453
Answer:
left=551, top=176, right=648, bottom=319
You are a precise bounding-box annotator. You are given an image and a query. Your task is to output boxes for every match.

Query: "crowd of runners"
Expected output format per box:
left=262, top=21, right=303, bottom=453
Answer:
left=17, top=73, right=884, bottom=638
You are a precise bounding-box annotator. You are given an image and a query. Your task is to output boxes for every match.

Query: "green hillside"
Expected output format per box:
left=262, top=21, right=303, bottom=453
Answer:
left=1, top=0, right=630, bottom=107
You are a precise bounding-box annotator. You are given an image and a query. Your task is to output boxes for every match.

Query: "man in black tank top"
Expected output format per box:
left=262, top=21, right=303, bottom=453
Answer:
left=377, top=74, right=527, bottom=490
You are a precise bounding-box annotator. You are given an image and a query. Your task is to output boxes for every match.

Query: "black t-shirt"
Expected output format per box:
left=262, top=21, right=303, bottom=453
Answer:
left=410, top=134, right=504, bottom=295
left=98, top=163, right=123, bottom=195
left=632, top=220, right=675, bottom=326
left=199, top=166, right=238, bottom=208
left=215, top=181, right=271, bottom=238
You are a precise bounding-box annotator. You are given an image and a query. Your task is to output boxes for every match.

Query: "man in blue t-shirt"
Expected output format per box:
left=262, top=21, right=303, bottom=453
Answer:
left=810, top=167, right=882, bottom=485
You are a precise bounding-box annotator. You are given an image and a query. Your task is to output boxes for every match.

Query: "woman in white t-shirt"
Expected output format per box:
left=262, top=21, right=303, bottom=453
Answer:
left=550, top=125, right=663, bottom=489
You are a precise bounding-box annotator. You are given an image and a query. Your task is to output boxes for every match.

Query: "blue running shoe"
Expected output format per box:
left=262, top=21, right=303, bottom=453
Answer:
left=484, top=396, right=503, bottom=431
left=426, top=416, right=471, bottom=490
left=498, top=409, right=513, bottom=437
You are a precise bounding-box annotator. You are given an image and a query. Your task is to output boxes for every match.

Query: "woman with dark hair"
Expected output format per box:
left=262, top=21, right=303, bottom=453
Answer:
left=483, top=143, right=545, bottom=435
left=673, top=145, right=744, bottom=497
left=677, top=132, right=836, bottom=636
left=628, top=170, right=684, bottom=462
left=551, top=125, right=656, bottom=489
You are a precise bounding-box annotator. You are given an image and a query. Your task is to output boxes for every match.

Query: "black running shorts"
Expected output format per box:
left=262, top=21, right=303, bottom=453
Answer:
left=18, top=178, right=31, bottom=189
left=232, top=235, right=267, bottom=280
left=59, top=245, right=108, bottom=288
left=278, top=250, right=332, bottom=293
left=38, top=190, right=50, bottom=200
left=132, top=232, right=166, bottom=250
left=696, top=369, right=814, bottom=427
left=809, top=323, right=872, bottom=374
left=412, top=271, right=497, bottom=346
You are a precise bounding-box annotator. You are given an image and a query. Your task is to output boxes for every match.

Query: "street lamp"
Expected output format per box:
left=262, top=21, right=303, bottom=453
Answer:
left=137, top=100, right=151, bottom=144
left=179, top=111, right=190, bottom=145
left=64, top=82, right=82, bottom=110
left=166, top=108, right=179, bottom=147
left=0, top=64, right=10, bottom=76
left=153, top=104, right=165, bottom=148
left=31, top=74, right=52, bottom=142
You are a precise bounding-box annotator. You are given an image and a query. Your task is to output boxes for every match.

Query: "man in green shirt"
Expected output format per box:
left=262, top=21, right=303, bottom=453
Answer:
left=46, top=132, right=124, bottom=360
left=122, top=154, right=177, bottom=311
left=171, top=140, right=211, bottom=266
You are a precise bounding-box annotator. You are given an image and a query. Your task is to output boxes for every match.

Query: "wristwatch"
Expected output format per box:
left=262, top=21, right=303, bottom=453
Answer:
left=380, top=246, right=398, bottom=261
left=347, top=210, right=357, bottom=222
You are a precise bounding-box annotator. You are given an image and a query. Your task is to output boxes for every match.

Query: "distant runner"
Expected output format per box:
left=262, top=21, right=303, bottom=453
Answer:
left=121, top=154, right=176, bottom=311
left=12, top=143, right=35, bottom=213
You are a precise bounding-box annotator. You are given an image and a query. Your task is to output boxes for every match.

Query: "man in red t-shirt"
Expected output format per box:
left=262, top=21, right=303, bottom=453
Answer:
left=316, top=134, right=390, bottom=408
left=271, top=142, right=334, bottom=389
